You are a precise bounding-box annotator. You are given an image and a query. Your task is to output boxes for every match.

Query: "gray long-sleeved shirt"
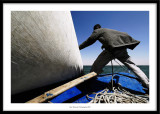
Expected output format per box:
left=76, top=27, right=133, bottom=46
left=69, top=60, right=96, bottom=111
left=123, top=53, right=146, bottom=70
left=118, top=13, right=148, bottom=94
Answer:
left=79, top=28, right=140, bottom=51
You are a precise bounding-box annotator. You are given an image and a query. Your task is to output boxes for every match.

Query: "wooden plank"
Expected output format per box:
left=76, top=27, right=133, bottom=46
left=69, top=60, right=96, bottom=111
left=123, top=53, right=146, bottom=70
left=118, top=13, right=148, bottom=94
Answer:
left=26, top=72, right=97, bottom=103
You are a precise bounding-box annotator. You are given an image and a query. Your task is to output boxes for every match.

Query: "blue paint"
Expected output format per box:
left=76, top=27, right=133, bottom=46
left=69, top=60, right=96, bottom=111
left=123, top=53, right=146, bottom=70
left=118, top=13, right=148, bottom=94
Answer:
left=50, top=86, right=82, bottom=103
left=114, top=73, right=145, bottom=93
left=46, top=93, right=53, bottom=97
left=50, top=72, right=146, bottom=103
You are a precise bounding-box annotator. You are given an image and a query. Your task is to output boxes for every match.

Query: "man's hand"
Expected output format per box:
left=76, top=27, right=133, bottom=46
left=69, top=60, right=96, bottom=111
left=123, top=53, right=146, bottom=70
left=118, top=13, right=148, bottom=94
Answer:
left=79, top=45, right=82, bottom=50
left=101, top=45, right=105, bottom=50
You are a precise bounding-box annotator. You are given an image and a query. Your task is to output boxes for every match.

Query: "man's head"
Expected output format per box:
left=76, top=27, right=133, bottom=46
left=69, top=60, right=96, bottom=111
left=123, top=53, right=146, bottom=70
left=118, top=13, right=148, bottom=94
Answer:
left=93, top=24, right=101, bottom=30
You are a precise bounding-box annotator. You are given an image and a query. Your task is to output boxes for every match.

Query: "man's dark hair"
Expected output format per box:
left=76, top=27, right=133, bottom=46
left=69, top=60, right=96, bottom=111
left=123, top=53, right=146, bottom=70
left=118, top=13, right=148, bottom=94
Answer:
left=93, top=24, right=101, bottom=30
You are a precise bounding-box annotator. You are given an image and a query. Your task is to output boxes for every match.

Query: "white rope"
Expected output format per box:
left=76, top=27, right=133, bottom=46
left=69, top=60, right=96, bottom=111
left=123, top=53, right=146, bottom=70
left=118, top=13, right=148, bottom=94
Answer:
left=87, top=86, right=149, bottom=103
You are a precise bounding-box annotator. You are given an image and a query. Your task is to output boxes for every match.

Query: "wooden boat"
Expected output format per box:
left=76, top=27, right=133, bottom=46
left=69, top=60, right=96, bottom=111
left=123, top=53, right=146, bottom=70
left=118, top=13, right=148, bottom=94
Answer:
left=11, top=11, right=149, bottom=103
left=25, top=72, right=149, bottom=103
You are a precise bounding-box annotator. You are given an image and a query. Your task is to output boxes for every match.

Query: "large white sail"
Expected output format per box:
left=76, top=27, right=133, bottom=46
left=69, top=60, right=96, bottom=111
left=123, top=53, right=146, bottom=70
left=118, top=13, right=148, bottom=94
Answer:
left=11, top=11, right=83, bottom=95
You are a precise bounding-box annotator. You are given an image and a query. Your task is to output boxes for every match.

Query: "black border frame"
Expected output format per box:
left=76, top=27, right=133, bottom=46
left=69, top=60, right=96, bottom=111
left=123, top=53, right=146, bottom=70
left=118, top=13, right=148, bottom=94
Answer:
left=1, top=0, right=159, bottom=113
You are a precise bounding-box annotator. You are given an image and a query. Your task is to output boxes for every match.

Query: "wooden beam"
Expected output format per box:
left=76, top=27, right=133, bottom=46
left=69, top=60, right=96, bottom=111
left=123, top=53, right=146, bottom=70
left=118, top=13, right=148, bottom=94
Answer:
left=26, top=72, right=97, bottom=103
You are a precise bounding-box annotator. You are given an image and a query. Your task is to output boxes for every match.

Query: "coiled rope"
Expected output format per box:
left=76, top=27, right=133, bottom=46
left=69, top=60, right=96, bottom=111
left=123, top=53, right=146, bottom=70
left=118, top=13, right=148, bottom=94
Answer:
left=87, top=86, right=149, bottom=103
left=86, top=56, right=149, bottom=103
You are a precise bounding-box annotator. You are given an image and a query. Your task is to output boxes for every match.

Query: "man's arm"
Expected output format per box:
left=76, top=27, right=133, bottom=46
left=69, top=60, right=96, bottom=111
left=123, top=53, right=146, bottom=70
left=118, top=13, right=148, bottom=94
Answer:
left=79, top=30, right=100, bottom=50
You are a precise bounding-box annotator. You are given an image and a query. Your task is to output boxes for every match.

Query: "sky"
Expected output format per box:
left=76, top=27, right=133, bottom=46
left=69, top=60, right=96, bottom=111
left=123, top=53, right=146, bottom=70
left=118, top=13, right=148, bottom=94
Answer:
left=71, top=11, right=149, bottom=65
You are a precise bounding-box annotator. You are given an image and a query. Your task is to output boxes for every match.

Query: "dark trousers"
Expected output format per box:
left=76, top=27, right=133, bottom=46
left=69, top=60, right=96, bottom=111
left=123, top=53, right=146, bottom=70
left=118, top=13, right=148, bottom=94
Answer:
left=90, top=49, right=149, bottom=89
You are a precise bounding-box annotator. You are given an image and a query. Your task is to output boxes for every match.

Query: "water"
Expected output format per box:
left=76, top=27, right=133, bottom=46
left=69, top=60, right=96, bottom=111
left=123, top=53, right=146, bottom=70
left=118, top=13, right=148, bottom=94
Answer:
left=83, top=65, right=149, bottom=79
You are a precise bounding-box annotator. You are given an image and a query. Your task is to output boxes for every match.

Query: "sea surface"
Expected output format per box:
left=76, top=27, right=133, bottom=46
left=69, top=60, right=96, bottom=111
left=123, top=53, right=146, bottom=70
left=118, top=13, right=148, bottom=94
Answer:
left=83, top=65, right=149, bottom=78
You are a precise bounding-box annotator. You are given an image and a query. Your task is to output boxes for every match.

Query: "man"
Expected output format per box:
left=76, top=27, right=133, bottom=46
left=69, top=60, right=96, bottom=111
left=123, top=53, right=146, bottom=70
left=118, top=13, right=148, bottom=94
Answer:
left=79, top=24, right=149, bottom=90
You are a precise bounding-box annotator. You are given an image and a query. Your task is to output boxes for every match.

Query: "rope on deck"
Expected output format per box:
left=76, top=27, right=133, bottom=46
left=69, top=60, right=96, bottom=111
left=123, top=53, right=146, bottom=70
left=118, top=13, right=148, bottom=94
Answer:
left=87, top=86, right=149, bottom=103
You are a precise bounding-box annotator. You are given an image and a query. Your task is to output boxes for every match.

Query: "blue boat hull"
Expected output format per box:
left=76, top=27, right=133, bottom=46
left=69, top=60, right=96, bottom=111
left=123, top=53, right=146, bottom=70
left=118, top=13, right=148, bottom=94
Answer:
left=50, top=72, right=147, bottom=103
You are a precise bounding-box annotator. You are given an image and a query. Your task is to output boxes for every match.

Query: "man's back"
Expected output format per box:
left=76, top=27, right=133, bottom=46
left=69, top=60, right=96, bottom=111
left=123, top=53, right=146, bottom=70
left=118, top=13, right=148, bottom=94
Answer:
left=93, top=28, right=140, bottom=50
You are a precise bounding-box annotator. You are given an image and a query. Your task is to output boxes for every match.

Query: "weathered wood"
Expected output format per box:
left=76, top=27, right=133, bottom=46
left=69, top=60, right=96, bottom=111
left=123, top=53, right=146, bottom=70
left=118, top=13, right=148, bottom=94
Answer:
left=26, top=72, right=97, bottom=103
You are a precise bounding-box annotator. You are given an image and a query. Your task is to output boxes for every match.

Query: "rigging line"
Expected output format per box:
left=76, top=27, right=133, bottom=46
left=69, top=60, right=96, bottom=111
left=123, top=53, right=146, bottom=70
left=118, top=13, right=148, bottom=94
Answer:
left=107, top=50, right=129, bottom=73
left=113, top=59, right=139, bottom=79
left=111, top=60, right=114, bottom=90
left=113, top=59, right=129, bottom=73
